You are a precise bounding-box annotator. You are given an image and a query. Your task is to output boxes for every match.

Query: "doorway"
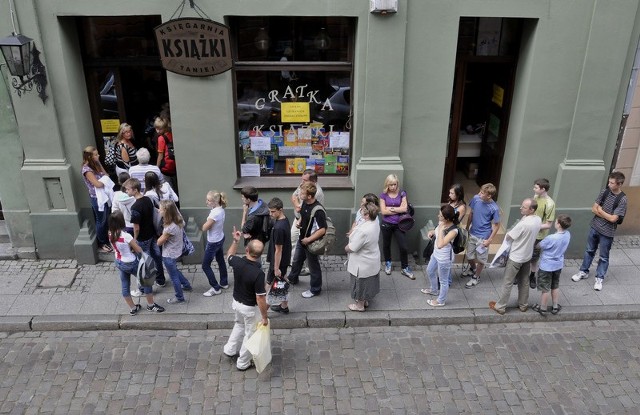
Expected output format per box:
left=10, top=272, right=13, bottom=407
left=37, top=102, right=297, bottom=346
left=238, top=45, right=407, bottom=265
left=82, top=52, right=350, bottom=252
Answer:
left=77, top=16, right=170, bottom=171
left=442, top=18, right=523, bottom=202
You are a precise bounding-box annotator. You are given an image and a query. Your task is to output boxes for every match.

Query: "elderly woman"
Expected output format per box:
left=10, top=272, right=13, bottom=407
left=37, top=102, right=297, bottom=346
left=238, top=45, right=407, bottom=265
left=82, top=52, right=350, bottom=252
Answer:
left=128, top=147, right=164, bottom=192
left=345, top=202, right=381, bottom=312
left=114, top=123, right=138, bottom=175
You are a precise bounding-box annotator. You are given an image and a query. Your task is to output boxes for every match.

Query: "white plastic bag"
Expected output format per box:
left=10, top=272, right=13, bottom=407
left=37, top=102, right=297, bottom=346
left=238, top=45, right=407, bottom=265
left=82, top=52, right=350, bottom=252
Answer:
left=245, top=320, right=272, bottom=373
left=489, top=239, right=512, bottom=268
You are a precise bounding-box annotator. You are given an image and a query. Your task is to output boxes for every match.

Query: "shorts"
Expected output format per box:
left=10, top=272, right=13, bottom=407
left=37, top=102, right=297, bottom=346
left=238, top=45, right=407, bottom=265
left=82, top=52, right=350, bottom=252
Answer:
left=537, top=269, right=561, bottom=292
left=530, top=239, right=542, bottom=262
left=465, top=234, right=489, bottom=264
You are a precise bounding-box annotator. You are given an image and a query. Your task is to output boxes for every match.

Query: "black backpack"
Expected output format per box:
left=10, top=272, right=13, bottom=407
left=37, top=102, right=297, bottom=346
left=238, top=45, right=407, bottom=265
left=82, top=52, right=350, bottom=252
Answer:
left=261, top=214, right=273, bottom=243
left=445, top=224, right=468, bottom=254
left=598, top=188, right=625, bottom=225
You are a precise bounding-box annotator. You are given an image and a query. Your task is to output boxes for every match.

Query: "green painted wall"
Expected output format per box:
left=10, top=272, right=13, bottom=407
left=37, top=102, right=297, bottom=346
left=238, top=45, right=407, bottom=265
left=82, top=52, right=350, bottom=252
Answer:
left=0, top=0, right=638, bottom=259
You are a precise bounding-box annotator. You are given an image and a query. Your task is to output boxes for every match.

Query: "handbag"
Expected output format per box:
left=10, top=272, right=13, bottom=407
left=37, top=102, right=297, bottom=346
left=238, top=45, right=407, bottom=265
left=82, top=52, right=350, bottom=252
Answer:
left=397, top=213, right=415, bottom=232
left=181, top=230, right=195, bottom=257
left=267, top=277, right=290, bottom=305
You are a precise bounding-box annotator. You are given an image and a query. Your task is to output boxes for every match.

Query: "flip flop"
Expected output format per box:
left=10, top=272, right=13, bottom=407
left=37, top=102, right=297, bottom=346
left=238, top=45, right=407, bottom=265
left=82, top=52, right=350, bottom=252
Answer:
left=550, top=304, right=562, bottom=315
left=420, top=288, right=439, bottom=296
left=348, top=303, right=365, bottom=312
left=427, top=299, right=445, bottom=307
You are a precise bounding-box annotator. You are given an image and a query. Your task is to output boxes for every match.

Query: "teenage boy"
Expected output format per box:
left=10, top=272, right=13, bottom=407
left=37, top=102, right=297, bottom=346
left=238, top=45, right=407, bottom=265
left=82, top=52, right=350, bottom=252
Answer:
left=572, top=171, right=628, bottom=291
left=266, top=197, right=292, bottom=313
left=288, top=182, right=327, bottom=298
left=464, top=183, right=501, bottom=288
left=122, top=178, right=166, bottom=292
left=290, top=169, right=324, bottom=274
left=240, top=186, right=270, bottom=245
left=489, top=198, right=541, bottom=315
left=533, top=215, right=572, bottom=316
left=527, top=178, right=556, bottom=289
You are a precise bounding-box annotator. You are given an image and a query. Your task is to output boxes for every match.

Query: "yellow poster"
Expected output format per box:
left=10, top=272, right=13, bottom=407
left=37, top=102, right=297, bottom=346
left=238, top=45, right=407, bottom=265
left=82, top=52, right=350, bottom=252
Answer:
left=492, top=85, right=504, bottom=108
left=281, top=102, right=310, bottom=123
left=100, top=119, right=121, bottom=133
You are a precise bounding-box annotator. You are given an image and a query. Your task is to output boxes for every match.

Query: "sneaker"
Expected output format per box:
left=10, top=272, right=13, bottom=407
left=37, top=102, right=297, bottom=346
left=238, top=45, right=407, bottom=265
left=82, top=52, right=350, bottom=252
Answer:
left=529, top=274, right=536, bottom=289
left=594, top=278, right=603, bottom=291
left=203, top=287, right=221, bottom=297
left=270, top=304, right=290, bottom=314
left=182, top=285, right=193, bottom=292
left=462, top=267, right=476, bottom=277
left=384, top=261, right=392, bottom=275
left=571, top=271, right=588, bottom=282
left=465, top=277, right=480, bottom=288
left=130, top=289, right=143, bottom=297
left=146, top=303, right=165, bottom=312
left=301, top=290, right=317, bottom=298
left=401, top=267, right=415, bottom=280
left=129, top=304, right=142, bottom=315
left=167, top=297, right=185, bottom=304
left=220, top=284, right=230, bottom=289
left=155, top=281, right=166, bottom=288
left=299, top=267, right=311, bottom=276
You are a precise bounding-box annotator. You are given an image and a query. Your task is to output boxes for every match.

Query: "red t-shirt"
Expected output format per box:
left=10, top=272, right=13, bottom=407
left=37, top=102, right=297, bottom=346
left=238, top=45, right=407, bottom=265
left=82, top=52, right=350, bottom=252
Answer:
left=158, top=132, right=176, bottom=175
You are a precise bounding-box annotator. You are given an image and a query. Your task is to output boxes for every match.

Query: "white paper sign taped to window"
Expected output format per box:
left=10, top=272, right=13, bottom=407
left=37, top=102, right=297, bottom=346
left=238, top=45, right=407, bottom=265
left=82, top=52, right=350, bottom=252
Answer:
left=240, top=164, right=261, bottom=177
left=250, top=136, right=271, bottom=151
left=329, top=132, right=350, bottom=148
left=278, top=146, right=313, bottom=157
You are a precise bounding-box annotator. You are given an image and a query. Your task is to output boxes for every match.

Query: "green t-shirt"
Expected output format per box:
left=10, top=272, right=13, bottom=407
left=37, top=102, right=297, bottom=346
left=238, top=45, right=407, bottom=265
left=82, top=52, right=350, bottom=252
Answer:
left=534, top=195, right=555, bottom=240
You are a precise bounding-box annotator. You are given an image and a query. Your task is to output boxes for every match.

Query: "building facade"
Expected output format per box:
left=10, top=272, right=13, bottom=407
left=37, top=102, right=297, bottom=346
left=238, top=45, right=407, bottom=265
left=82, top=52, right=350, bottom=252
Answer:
left=1, top=0, right=639, bottom=261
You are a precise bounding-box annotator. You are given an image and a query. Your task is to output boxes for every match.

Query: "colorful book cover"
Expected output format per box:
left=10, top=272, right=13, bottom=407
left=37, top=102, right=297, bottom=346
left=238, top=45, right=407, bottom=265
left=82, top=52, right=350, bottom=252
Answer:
left=294, top=158, right=306, bottom=173
left=284, top=129, right=298, bottom=146
left=286, top=158, right=296, bottom=173
left=272, top=134, right=284, bottom=146
left=314, top=158, right=325, bottom=174
left=324, top=154, right=337, bottom=174
left=305, top=158, right=316, bottom=170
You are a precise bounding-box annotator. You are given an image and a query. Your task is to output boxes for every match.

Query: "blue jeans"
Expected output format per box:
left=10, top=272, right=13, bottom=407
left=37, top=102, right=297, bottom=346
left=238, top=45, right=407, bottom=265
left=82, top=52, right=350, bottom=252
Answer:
left=163, top=256, right=191, bottom=301
left=137, top=237, right=166, bottom=285
left=580, top=227, right=614, bottom=279
left=90, top=197, right=110, bottom=246
left=202, top=238, right=228, bottom=289
left=115, top=258, right=151, bottom=297
left=427, top=257, right=451, bottom=304
left=288, top=240, right=322, bottom=294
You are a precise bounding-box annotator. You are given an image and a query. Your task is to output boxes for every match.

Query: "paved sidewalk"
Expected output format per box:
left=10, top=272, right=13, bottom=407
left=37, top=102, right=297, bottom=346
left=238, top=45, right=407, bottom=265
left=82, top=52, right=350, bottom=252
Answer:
left=1, top=236, right=640, bottom=331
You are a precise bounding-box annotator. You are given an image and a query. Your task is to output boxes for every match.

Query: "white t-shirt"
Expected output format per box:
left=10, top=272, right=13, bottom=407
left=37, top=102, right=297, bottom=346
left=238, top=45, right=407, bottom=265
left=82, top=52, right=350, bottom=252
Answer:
left=111, top=231, right=137, bottom=263
left=432, top=225, right=455, bottom=263
left=144, top=182, right=179, bottom=205
left=206, top=206, right=225, bottom=243
left=507, top=215, right=542, bottom=263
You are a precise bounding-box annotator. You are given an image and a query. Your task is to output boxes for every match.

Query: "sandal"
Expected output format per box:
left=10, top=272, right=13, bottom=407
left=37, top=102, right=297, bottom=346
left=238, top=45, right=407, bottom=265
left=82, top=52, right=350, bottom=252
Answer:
left=99, top=245, right=113, bottom=253
left=551, top=304, right=562, bottom=315
left=348, top=303, right=365, bottom=312
left=427, top=299, right=445, bottom=307
left=532, top=304, right=548, bottom=316
left=420, top=288, right=439, bottom=296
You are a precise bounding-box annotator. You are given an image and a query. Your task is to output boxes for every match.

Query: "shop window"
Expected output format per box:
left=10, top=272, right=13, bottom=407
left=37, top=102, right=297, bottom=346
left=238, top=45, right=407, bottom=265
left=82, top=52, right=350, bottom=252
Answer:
left=230, top=17, right=355, bottom=176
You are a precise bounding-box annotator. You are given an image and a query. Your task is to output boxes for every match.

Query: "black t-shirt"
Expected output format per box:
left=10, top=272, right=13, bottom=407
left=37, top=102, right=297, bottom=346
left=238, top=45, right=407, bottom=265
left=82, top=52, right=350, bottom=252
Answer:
left=228, top=255, right=266, bottom=306
left=299, top=200, right=327, bottom=238
left=267, top=216, right=292, bottom=268
left=130, top=196, right=155, bottom=241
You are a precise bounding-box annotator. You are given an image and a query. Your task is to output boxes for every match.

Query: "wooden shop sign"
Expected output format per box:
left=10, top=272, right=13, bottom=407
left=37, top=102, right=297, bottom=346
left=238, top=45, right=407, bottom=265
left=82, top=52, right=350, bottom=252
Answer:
left=155, top=17, right=232, bottom=77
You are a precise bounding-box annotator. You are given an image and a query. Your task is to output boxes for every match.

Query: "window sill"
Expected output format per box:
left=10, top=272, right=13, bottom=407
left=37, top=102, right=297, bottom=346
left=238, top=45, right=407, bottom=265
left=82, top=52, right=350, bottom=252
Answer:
left=233, top=176, right=354, bottom=190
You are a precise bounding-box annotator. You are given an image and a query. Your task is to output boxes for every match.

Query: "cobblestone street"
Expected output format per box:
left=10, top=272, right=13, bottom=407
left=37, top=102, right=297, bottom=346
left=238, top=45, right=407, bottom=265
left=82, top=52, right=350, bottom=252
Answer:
left=2, top=320, right=640, bottom=414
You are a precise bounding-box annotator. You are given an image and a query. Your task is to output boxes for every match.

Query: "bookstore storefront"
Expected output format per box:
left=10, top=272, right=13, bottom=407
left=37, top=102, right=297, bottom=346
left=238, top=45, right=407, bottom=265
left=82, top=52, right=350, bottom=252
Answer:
left=1, top=0, right=639, bottom=260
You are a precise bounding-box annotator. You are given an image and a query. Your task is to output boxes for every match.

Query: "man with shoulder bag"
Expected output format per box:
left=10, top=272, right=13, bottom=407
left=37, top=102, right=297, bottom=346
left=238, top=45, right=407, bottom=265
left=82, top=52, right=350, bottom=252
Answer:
left=287, top=182, right=327, bottom=298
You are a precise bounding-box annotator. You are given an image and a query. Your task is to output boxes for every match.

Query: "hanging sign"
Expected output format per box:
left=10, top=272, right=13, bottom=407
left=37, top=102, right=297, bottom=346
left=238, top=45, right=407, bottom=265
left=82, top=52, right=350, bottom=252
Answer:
left=154, top=18, right=232, bottom=77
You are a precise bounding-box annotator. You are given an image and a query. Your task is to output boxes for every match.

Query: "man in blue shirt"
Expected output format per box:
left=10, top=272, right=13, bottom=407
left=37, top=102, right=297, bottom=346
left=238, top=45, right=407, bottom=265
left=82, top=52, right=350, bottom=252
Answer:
left=464, top=183, right=501, bottom=288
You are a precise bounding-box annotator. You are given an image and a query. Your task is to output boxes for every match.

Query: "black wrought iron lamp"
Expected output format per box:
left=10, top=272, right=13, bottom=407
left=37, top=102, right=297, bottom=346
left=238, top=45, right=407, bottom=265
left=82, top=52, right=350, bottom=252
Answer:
left=0, top=32, right=48, bottom=104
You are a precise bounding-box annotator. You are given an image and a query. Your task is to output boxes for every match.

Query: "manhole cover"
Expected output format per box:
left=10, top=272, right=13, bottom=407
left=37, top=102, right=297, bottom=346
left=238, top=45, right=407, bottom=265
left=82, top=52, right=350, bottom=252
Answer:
left=38, top=268, right=78, bottom=288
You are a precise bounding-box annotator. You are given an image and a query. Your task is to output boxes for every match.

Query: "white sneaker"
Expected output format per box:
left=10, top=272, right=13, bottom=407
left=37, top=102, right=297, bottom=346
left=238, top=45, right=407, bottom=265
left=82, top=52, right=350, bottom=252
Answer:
left=465, top=277, right=479, bottom=288
left=594, top=278, right=603, bottom=291
left=130, top=289, right=143, bottom=297
left=301, top=290, right=317, bottom=298
left=571, top=271, right=588, bottom=282
left=203, top=287, right=221, bottom=297
left=462, top=267, right=476, bottom=277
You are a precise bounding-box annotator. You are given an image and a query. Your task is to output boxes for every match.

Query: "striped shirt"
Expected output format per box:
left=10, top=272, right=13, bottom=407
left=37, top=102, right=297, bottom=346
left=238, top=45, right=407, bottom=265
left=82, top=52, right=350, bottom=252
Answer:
left=591, top=188, right=627, bottom=238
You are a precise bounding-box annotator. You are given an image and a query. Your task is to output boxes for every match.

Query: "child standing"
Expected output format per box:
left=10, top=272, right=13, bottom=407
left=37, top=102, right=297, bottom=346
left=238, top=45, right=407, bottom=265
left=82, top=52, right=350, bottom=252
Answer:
left=201, top=190, right=229, bottom=296
left=532, top=214, right=572, bottom=315
left=108, top=211, right=164, bottom=314
left=157, top=200, right=193, bottom=304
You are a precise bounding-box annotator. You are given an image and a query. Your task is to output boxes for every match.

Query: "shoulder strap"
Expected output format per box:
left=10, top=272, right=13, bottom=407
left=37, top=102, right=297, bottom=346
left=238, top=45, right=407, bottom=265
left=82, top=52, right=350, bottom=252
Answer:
left=305, top=204, right=325, bottom=236
left=598, top=187, right=610, bottom=206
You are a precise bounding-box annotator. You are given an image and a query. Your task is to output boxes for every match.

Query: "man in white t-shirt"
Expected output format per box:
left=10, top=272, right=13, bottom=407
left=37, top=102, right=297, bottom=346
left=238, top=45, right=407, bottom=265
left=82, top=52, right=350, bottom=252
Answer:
left=128, top=148, right=164, bottom=192
left=490, top=198, right=542, bottom=315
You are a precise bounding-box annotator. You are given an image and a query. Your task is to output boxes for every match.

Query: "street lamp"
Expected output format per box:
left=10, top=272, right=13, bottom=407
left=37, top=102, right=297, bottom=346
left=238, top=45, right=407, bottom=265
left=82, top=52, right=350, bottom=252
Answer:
left=0, top=33, right=49, bottom=104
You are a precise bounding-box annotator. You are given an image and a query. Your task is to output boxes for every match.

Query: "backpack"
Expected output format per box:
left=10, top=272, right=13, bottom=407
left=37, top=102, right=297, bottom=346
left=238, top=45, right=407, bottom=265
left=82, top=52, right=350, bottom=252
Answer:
left=159, top=134, right=175, bottom=169
left=136, top=252, right=158, bottom=287
left=598, top=187, right=626, bottom=225
left=104, top=141, right=117, bottom=167
left=261, top=214, right=273, bottom=243
left=151, top=199, right=164, bottom=237
left=445, top=224, right=468, bottom=254
left=305, top=205, right=336, bottom=255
